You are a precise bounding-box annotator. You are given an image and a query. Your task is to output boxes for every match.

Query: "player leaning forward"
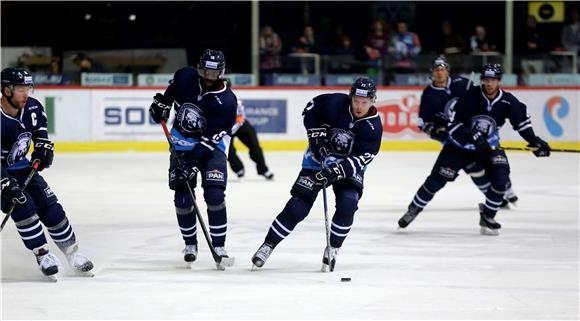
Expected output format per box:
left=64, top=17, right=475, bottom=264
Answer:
left=446, top=64, right=550, bottom=235
left=149, top=49, right=237, bottom=269
left=251, top=78, right=383, bottom=271
left=1, top=68, right=94, bottom=280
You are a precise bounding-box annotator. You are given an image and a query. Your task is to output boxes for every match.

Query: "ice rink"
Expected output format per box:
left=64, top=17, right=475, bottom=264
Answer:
left=1, top=151, right=578, bottom=320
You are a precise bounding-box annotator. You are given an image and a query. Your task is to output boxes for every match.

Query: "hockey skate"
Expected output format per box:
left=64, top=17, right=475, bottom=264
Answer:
left=479, top=203, right=501, bottom=236
left=34, top=246, right=60, bottom=282
left=251, top=242, right=275, bottom=270
left=398, top=204, right=421, bottom=228
left=214, top=247, right=235, bottom=270
left=500, top=190, right=519, bottom=209
left=260, top=171, right=274, bottom=180
left=183, top=244, right=198, bottom=268
left=60, top=243, right=94, bottom=277
left=235, top=169, right=245, bottom=178
left=321, top=246, right=339, bottom=272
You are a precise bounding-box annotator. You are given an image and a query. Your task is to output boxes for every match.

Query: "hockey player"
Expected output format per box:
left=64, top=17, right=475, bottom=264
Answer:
left=398, top=56, right=518, bottom=229
left=1, top=68, right=94, bottom=280
left=418, top=63, right=549, bottom=235
left=149, top=49, right=238, bottom=269
left=251, top=77, right=383, bottom=271
left=228, top=100, right=274, bottom=180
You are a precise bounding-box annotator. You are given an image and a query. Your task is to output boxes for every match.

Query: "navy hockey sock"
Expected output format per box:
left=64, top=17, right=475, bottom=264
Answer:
left=482, top=186, right=505, bottom=218
left=46, top=217, right=77, bottom=249
left=175, top=190, right=197, bottom=245
left=14, top=214, right=48, bottom=250
left=265, top=196, right=312, bottom=244
left=469, top=172, right=491, bottom=193
left=329, top=188, right=358, bottom=248
left=410, top=177, right=445, bottom=211
left=205, top=187, right=227, bottom=247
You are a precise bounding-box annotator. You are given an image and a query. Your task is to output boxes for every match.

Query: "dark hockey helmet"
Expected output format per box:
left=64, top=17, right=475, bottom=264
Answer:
left=480, top=63, right=503, bottom=80
left=350, top=77, right=377, bottom=102
left=1, top=67, right=34, bottom=92
left=197, top=49, right=226, bottom=80
left=430, top=55, right=451, bottom=72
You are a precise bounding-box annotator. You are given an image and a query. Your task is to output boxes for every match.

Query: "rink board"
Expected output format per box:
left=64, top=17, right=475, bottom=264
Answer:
left=32, top=86, right=579, bottom=151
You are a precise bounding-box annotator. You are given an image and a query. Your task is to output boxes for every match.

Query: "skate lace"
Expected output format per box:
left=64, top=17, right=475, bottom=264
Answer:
left=39, top=252, right=61, bottom=269
left=324, top=246, right=339, bottom=261
left=214, top=247, right=228, bottom=257
left=255, top=244, right=273, bottom=259
left=183, top=245, right=198, bottom=255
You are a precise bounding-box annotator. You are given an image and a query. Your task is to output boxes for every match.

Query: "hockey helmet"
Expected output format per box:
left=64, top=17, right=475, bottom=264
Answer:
left=430, top=55, right=450, bottom=72
left=349, top=77, right=377, bottom=102
left=1, top=67, right=34, bottom=92
left=480, top=63, right=503, bottom=80
left=197, top=49, right=226, bottom=80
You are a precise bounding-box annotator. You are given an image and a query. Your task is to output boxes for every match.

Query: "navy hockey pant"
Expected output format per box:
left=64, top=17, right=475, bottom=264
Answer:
left=264, top=169, right=363, bottom=249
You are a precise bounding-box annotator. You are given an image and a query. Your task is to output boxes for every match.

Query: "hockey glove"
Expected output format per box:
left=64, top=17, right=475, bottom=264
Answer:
left=307, top=127, right=330, bottom=161
left=472, top=132, right=492, bottom=155
left=175, top=157, right=200, bottom=182
left=528, top=136, right=551, bottom=157
left=31, top=138, right=54, bottom=171
left=315, top=163, right=346, bottom=186
left=423, top=123, right=448, bottom=142
left=149, top=93, right=173, bottom=123
left=1, top=176, right=27, bottom=205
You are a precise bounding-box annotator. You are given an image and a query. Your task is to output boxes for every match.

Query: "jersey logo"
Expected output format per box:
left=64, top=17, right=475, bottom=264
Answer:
left=206, top=169, right=225, bottom=182
left=297, top=176, right=315, bottom=190
left=470, top=115, right=497, bottom=136
left=177, top=103, right=207, bottom=134
left=7, top=132, right=32, bottom=166
left=329, top=128, right=355, bottom=156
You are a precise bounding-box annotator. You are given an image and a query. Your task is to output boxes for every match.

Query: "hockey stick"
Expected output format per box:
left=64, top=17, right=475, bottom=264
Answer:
left=1, top=160, right=40, bottom=232
left=321, top=182, right=333, bottom=272
left=499, top=146, right=580, bottom=153
left=160, top=119, right=234, bottom=269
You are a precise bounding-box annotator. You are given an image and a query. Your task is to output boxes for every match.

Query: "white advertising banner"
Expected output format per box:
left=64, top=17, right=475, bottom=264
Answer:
left=34, top=87, right=579, bottom=143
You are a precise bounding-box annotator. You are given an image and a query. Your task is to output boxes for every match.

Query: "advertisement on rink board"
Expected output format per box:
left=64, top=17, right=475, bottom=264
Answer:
left=31, top=87, right=578, bottom=148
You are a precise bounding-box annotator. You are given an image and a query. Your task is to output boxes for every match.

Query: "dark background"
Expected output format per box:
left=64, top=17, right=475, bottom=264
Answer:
left=2, top=1, right=576, bottom=73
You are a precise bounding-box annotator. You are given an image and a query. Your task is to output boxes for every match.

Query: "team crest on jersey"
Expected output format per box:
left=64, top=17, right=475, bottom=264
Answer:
left=329, top=128, right=355, bottom=156
left=206, top=169, right=225, bottom=182
left=7, top=132, right=32, bottom=166
left=470, top=115, right=497, bottom=136
left=177, top=103, right=207, bottom=134
left=442, top=97, right=459, bottom=121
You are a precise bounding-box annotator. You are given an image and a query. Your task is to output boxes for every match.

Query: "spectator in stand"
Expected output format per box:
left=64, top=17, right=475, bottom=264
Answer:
left=49, top=57, right=61, bottom=74
left=561, top=9, right=580, bottom=55
left=438, top=21, right=468, bottom=55
left=470, top=25, right=497, bottom=53
left=389, top=21, right=422, bottom=73
left=331, top=35, right=359, bottom=73
left=521, top=15, right=546, bottom=75
left=364, top=19, right=390, bottom=61
left=292, top=26, right=318, bottom=53
left=524, top=15, right=546, bottom=54
left=259, top=25, right=283, bottom=73
left=70, top=52, right=106, bottom=84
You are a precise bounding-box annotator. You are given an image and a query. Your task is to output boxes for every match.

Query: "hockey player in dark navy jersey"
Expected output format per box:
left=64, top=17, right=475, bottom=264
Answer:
left=251, top=78, right=383, bottom=271
left=419, top=63, right=549, bottom=235
left=398, top=57, right=518, bottom=230
left=149, top=49, right=237, bottom=269
left=1, top=68, right=93, bottom=280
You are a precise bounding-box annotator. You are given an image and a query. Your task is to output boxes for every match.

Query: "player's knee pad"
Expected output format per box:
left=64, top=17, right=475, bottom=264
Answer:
left=281, top=196, right=312, bottom=223
left=174, top=188, right=194, bottom=214
left=334, top=189, right=359, bottom=219
left=37, top=202, right=66, bottom=227
left=290, top=174, right=320, bottom=205
left=203, top=186, right=225, bottom=211
left=424, top=175, right=447, bottom=192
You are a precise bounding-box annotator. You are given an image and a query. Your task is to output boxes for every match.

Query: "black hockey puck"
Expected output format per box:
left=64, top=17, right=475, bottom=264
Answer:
left=340, top=277, right=351, bottom=282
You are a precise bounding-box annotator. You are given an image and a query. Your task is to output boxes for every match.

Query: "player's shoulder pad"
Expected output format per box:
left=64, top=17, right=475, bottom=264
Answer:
left=173, top=66, right=198, bottom=83
left=498, top=90, right=520, bottom=105
left=359, top=107, right=383, bottom=137
left=25, top=97, right=44, bottom=112
left=451, top=75, right=468, bottom=84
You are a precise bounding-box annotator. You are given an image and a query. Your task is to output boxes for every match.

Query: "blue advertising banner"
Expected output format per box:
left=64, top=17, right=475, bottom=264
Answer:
left=242, top=99, right=287, bottom=133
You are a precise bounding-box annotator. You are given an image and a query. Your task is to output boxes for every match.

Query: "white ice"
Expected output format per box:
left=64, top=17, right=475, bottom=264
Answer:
left=1, top=151, right=578, bottom=319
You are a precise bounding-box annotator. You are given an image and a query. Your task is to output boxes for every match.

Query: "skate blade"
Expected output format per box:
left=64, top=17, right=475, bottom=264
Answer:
left=74, top=270, right=95, bottom=277
left=480, top=226, right=500, bottom=236
left=251, top=264, right=261, bottom=271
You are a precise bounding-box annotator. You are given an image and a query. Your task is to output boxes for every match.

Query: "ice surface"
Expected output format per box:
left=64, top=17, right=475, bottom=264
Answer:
left=2, top=151, right=578, bottom=319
